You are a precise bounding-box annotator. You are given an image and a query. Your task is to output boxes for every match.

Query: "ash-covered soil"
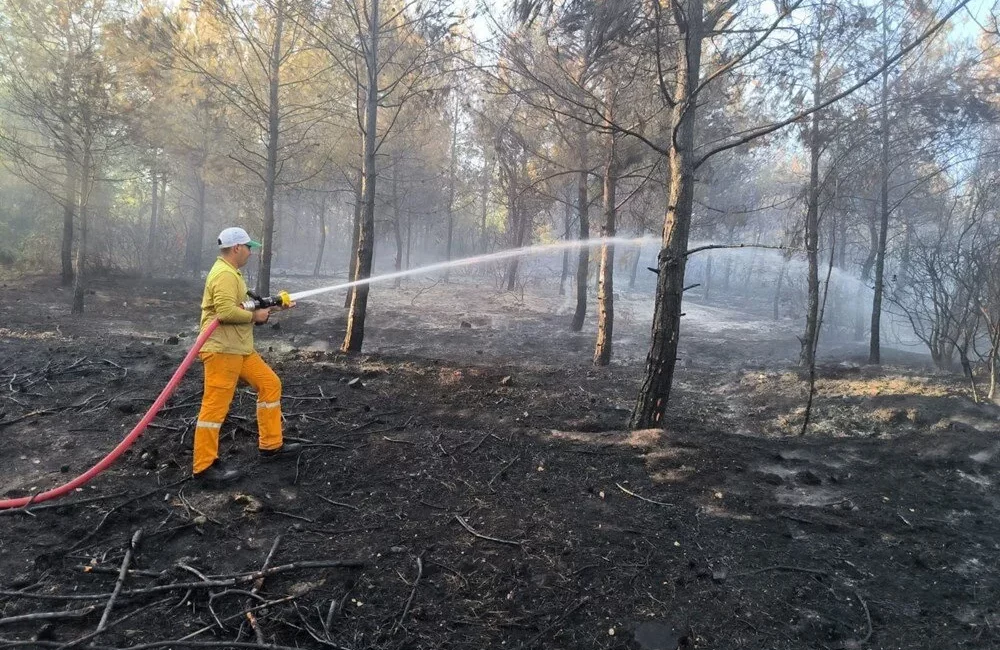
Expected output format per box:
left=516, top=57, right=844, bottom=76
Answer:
left=1, top=271, right=998, bottom=650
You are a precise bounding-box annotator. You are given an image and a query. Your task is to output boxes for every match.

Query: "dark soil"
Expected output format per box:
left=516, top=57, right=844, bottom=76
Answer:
left=1, top=273, right=999, bottom=650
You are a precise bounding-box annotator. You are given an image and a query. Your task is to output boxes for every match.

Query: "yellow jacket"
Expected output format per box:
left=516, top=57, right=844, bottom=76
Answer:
left=200, top=257, right=255, bottom=355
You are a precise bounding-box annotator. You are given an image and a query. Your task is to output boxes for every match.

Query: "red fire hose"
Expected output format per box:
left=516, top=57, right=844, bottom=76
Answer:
left=0, top=319, right=220, bottom=510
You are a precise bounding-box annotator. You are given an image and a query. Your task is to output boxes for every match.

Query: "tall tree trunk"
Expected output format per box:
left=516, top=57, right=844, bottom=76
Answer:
left=392, top=162, right=403, bottom=288
left=345, top=172, right=362, bottom=307
left=594, top=114, right=618, bottom=366
left=313, top=192, right=328, bottom=276
left=631, top=0, right=703, bottom=428
left=145, top=166, right=159, bottom=278
left=628, top=241, right=640, bottom=289
left=257, top=0, right=284, bottom=296
left=560, top=193, right=572, bottom=296
left=405, top=196, right=412, bottom=270
left=799, top=10, right=823, bottom=368
left=704, top=252, right=713, bottom=300
left=505, top=192, right=525, bottom=291
left=480, top=159, right=492, bottom=254
left=71, top=135, right=93, bottom=315
left=342, top=0, right=379, bottom=353
left=186, top=172, right=206, bottom=277
left=571, top=130, right=590, bottom=331
left=61, top=151, right=77, bottom=286
left=774, top=258, right=787, bottom=320
left=444, top=96, right=459, bottom=281
left=870, top=0, right=890, bottom=365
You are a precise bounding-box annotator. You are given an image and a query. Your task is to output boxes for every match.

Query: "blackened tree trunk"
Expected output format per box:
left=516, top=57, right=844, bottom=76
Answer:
left=870, top=0, right=891, bottom=365
left=444, top=96, right=459, bottom=282
left=559, top=193, right=573, bottom=295
left=144, top=167, right=159, bottom=278
left=186, top=172, right=206, bottom=277
left=480, top=158, right=492, bottom=254
left=799, top=10, right=823, bottom=368
left=630, top=0, right=703, bottom=429
left=257, top=0, right=284, bottom=297
left=313, top=192, right=328, bottom=276
left=704, top=252, right=713, bottom=300
left=628, top=242, right=640, bottom=289
left=774, top=258, right=787, bottom=321
left=342, top=0, right=379, bottom=352
left=571, top=130, right=590, bottom=331
left=392, top=162, right=403, bottom=288
left=61, top=151, right=77, bottom=286
left=71, top=129, right=93, bottom=315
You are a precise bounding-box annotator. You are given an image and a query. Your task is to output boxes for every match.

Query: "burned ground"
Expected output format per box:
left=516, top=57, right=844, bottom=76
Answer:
left=1, top=273, right=999, bottom=650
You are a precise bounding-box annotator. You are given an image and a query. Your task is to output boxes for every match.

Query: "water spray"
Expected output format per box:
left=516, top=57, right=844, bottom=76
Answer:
left=0, top=236, right=653, bottom=510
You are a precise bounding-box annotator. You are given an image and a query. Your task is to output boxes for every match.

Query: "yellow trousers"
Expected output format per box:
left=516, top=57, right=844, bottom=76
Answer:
left=193, top=352, right=283, bottom=473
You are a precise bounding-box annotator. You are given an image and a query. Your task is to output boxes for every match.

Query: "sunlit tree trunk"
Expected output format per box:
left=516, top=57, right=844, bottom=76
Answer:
left=594, top=112, right=618, bottom=366
left=631, top=0, right=703, bottom=428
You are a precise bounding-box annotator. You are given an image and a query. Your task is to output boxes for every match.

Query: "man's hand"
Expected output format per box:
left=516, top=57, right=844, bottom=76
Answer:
left=252, top=309, right=271, bottom=324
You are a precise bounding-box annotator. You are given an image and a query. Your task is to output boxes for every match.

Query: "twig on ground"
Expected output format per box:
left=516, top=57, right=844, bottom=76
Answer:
left=393, top=554, right=424, bottom=633
left=273, top=510, right=315, bottom=523
left=0, top=560, right=365, bottom=602
left=467, top=433, right=490, bottom=454
left=70, top=479, right=188, bottom=551
left=177, top=596, right=296, bottom=641
left=519, top=596, right=591, bottom=649
left=616, top=482, right=672, bottom=507
left=314, top=494, right=359, bottom=511
left=55, top=598, right=171, bottom=650
left=732, top=565, right=829, bottom=577
left=0, top=409, right=56, bottom=427
left=454, top=515, right=522, bottom=547
left=246, top=535, right=282, bottom=645
left=488, top=456, right=520, bottom=487
left=96, top=529, right=142, bottom=632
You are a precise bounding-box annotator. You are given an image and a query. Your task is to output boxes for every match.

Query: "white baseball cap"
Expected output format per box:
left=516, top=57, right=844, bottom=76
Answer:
left=218, top=227, right=261, bottom=249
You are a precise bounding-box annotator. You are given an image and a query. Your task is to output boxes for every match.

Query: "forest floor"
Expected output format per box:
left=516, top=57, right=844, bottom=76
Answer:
left=1, top=270, right=999, bottom=650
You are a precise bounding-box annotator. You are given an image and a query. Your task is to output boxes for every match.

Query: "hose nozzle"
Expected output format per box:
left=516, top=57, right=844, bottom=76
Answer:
left=242, top=290, right=291, bottom=311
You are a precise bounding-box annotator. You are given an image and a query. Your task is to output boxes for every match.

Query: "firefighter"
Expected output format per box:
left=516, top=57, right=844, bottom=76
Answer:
left=192, top=227, right=300, bottom=483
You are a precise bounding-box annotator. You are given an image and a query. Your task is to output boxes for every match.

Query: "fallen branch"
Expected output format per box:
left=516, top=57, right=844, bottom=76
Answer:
left=0, top=606, right=96, bottom=626
left=615, top=483, right=672, bottom=507
left=454, top=516, right=522, bottom=547
left=96, top=529, right=142, bottom=632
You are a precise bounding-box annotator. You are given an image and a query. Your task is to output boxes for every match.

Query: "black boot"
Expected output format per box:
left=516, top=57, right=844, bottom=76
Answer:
left=259, top=442, right=303, bottom=459
left=193, top=459, right=242, bottom=484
